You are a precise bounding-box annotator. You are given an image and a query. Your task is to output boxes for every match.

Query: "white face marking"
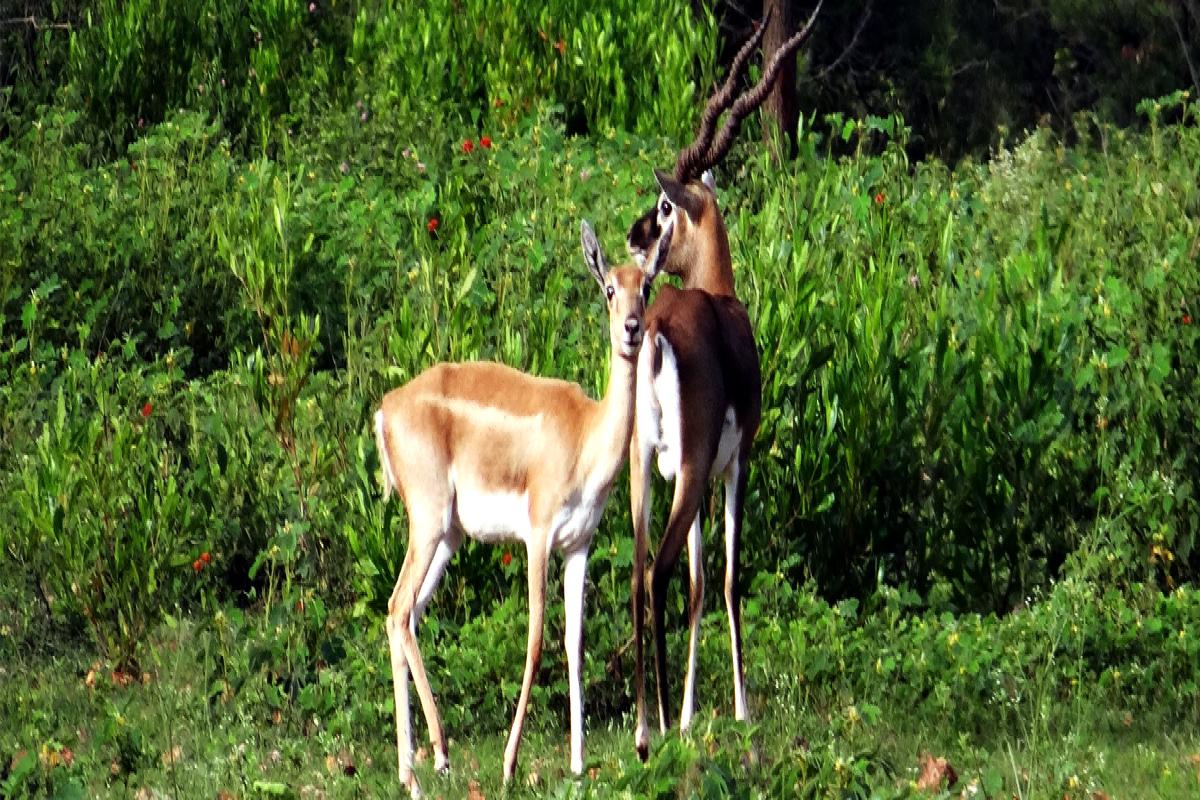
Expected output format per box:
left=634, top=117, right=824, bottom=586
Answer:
left=657, top=192, right=676, bottom=227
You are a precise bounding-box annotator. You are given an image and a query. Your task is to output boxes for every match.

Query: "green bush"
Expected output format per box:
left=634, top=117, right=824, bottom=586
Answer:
left=45, top=0, right=716, bottom=155
left=2, top=350, right=207, bottom=668
left=2, top=0, right=1198, bottom=693
left=726, top=97, right=1199, bottom=606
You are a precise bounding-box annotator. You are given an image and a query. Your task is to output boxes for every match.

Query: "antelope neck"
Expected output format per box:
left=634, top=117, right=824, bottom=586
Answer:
left=683, top=214, right=736, bottom=297
left=581, top=349, right=637, bottom=483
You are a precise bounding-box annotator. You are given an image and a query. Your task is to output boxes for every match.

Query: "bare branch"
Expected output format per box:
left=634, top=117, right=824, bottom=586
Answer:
left=816, top=0, right=873, bottom=80
left=1170, top=2, right=1200, bottom=98
left=0, top=15, right=72, bottom=30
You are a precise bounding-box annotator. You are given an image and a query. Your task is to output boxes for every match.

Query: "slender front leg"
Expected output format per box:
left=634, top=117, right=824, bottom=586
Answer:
left=562, top=546, right=589, bottom=774
left=503, top=538, right=549, bottom=783
left=629, top=437, right=654, bottom=760
left=680, top=512, right=704, bottom=731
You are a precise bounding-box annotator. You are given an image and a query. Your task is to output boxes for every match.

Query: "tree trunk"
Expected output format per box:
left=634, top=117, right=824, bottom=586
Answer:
left=762, top=0, right=799, bottom=161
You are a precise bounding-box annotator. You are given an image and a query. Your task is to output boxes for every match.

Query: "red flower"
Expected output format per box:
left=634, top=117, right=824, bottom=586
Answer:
left=462, top=139, right=474, bottom=154
left=480, top=135, right=492, bottom=149
left=554, top=39, right=566, bottom=55
left=427, top=217, right=439, bottom=234
left=200, top=551, right=212, bottom=565
left=502, top=552, right=513, bottom=567
left=192, top=559, right=203, bottom=573
left=874, top=192, right=886, bottom=205
left=1184, top=314, right=1193, bottom=325
left=141, top=402, right=153, bottom=418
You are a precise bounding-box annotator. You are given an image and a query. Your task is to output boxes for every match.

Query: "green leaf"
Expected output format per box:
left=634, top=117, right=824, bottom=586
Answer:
left=1148, top=342, right=1171, bottom=384
left=252, top=780, right=295, bottom=798
left=454, top=267, right=478, bottom=305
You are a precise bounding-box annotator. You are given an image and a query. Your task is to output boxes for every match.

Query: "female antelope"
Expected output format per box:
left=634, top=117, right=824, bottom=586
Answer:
left=374, top=220, right=672, bottom=796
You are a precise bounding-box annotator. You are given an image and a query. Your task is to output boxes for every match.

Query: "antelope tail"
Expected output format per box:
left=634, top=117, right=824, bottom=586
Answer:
left=374, top=410, right=398, bottom=499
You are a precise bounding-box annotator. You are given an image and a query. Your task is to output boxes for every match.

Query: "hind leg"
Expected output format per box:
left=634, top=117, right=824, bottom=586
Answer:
left=723, top=456, right=749, bottom=722
left=388, top=511, right=452, bottom=797
left=410, top=528, right=462, bottom=773
left=679, top=511, right=704, bottom=731
left=650, top=465, right=707, bottom=734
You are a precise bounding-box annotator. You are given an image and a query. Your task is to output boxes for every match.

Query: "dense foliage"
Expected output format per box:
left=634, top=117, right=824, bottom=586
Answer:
left=1, top=1, right=1198, bottom=797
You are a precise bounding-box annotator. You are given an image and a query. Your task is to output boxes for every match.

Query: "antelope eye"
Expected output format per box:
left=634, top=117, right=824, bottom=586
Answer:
left=642, top=282, right=652, bottom=302
left=605, top=285, right=615, bottom=301
left=659, top=199, right=673, bottom=217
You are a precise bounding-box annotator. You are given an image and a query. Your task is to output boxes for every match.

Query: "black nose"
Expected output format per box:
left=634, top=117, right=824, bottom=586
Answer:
left=625, top=317, right=641, bottom=335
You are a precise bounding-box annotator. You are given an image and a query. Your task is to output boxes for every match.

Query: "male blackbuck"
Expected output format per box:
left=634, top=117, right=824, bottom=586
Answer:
left=373, top=220, right=673, bottom=797
left=624, top=6, right=821, bottom=758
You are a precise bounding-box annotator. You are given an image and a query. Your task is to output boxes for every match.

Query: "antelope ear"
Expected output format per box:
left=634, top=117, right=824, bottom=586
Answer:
left=701, top=169, right=717, bottom=194
left=654, top=168, right=705, bottom=220
left=580, top=220, right=607, bottom=288
left=645, top=217, right=675, bottom=280
left=654, top=168, right=687, bottom=206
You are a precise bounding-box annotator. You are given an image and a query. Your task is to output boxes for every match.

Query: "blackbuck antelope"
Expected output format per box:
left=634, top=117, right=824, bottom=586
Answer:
left=373, top=220, right=673, bottom=797
left=623, top=5, right=821, bottom=759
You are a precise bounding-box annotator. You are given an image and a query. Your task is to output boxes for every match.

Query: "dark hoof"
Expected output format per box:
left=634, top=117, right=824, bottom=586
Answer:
left=636, top=742, right=649, bottom=762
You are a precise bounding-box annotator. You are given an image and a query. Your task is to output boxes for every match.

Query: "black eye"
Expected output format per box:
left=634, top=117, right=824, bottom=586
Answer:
left=642, top=282, right=652, bottom=302
left=605, top=285, right=615, bottom=301
left=660, top=200, right=673, bottom=217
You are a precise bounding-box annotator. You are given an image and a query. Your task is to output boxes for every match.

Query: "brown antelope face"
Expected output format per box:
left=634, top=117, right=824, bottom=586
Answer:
left=626, top=169, right=717, bottom=278
left=582, top=219, right=673, bottom=359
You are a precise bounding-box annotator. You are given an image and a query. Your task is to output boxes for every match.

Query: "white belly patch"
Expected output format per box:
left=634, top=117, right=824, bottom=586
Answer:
left=452, top=485, right=531, bottom=545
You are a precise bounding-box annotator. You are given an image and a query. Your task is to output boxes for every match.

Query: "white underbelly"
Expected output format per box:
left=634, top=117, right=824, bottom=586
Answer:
left=452, top=486, right=531, bottom=545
